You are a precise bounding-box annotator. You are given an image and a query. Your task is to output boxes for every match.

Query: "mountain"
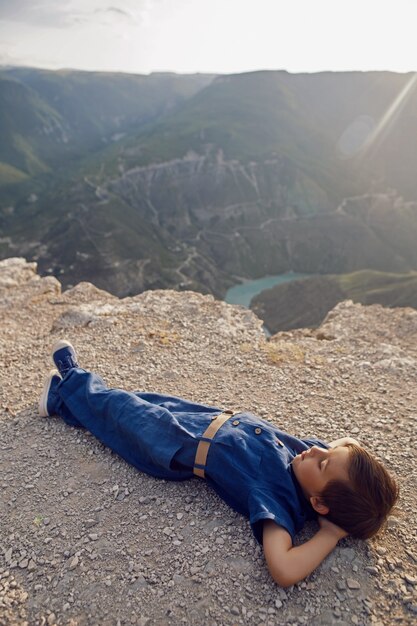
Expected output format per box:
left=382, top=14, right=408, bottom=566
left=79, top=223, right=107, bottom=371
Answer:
left=0, top=74, right=62, bottom=180
left=1, top=69, right=417, bottom=297
left=251, top=269, right=417, bottom=333
left=0, top=68, right=214, bottom=183
left=93, top=70, right=417, bottom=203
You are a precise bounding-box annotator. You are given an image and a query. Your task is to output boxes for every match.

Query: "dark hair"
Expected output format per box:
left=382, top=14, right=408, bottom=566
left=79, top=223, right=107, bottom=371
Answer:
left=320, top=444, right=399, bottom=539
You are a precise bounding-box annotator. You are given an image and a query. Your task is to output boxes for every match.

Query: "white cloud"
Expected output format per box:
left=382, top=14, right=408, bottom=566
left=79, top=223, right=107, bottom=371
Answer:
left=0, top=0, right=151, bottom=28
left=102, top=7, right=134, bottom=20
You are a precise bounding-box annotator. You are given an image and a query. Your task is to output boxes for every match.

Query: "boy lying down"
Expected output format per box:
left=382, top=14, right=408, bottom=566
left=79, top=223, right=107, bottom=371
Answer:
left=39, top=340, right=399, bottom=587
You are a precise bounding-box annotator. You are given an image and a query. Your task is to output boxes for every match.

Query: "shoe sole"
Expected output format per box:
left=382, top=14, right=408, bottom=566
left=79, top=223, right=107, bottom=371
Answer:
left=39, top=369, right=60, bottom=417
left=52, top=339, right=75, bottom=355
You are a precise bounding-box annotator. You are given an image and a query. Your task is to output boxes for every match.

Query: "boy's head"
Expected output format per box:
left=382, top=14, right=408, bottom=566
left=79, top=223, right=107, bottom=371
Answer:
left=292, top=444, right=399, bottom=539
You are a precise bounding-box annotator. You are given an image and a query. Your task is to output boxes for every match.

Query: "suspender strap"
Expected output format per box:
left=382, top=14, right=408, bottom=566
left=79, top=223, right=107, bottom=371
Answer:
left=193, top=411, right=236, bottom=479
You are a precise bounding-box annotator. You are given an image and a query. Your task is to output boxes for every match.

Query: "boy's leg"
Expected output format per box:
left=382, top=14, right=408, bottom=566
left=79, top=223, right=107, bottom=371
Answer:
left=39, top=370, right=84, bottom=427
left=50, top=368, right=194, bottom=480
left=135, top=392, right=221, bottom=417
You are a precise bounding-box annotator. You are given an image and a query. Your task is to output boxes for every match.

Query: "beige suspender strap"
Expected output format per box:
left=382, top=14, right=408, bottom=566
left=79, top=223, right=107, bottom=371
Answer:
left=193, top=411, right=236, bottom=479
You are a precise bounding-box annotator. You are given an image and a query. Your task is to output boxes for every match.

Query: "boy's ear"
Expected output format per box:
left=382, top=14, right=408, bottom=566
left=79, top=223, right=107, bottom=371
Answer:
left=310, top=496, right=329, bottom=515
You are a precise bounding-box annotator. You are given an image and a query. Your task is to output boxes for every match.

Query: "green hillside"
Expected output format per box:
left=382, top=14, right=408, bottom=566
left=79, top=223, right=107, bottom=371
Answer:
left=0, top=75, right=62, bottom=179
left=251, top=270, right=417, bottom=333
left=0, top=162, right=28, bottom=185
left=0, top=68, right=214, bottom=184
left=7, top=68, right=214, bottom=143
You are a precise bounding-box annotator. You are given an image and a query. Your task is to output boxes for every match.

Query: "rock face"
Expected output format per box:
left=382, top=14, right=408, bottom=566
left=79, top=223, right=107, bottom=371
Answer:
left=1, top=258, right=416, bottom=625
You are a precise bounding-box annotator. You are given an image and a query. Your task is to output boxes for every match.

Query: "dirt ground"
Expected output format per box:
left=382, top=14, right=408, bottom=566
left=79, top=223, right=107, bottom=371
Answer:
left=1, top=258, right=416, bottom=626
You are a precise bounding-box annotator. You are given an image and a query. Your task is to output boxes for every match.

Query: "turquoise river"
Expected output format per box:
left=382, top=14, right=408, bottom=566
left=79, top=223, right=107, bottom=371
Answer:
left=225, top=273, right=309, bottom=308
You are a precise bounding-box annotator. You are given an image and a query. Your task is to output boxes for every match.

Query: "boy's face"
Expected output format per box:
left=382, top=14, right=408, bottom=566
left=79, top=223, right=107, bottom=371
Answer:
left=292, top=445, right=350, bottom=501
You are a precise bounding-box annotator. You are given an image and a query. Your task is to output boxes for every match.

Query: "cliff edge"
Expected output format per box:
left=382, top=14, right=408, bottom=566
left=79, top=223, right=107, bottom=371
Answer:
left=1, top=258, right=416, bottom=625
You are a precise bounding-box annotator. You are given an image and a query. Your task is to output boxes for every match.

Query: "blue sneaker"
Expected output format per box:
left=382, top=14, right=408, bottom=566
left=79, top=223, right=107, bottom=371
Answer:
left=39, top=369, right=61, bottom=417
left=52, top=340, right=79, bottom=377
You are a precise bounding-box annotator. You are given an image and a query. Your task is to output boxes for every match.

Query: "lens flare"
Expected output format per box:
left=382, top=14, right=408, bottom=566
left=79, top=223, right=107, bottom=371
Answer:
left=359, top=72, right=417, bottom=158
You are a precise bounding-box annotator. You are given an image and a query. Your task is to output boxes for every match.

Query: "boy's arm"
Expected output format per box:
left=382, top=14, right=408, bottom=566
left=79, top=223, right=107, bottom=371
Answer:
left=263, top=518, right=348, bottom=587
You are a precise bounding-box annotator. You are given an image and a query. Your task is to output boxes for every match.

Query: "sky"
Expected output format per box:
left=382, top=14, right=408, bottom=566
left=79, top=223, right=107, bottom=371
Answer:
left=0, top=0, right=416, bottom=75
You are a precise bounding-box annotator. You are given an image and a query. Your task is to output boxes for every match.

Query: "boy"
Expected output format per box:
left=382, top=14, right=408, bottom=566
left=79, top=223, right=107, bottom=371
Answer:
left=39, top=340, right=399, bottom=587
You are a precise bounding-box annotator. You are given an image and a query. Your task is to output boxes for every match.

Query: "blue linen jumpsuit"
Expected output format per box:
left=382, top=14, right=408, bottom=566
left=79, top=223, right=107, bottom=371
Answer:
left=49, top=368, right=328, bottom=543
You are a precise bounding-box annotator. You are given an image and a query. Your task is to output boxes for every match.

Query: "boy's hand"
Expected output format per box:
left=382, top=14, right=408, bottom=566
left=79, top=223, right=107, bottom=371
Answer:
left=318, top=516, right=349, bottom=540
left=263, top=519, right=348, bottom=587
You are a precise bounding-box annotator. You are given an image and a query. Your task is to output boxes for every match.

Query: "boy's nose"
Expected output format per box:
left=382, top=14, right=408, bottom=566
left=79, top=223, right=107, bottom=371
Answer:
left=310, top=446, right=328, bottom=458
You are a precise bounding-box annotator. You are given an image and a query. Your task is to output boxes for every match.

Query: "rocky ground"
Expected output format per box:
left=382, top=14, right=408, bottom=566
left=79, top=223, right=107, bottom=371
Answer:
left=0, top=257, right=416, bottom=626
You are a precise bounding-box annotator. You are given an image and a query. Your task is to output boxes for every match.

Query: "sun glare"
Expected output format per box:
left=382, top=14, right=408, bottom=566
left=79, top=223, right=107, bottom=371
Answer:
left=359, top=72, right=417, bottom=158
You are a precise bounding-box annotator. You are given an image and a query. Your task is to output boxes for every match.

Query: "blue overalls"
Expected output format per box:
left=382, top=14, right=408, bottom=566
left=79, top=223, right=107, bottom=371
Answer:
left=49, top=369, right=328, bottom=543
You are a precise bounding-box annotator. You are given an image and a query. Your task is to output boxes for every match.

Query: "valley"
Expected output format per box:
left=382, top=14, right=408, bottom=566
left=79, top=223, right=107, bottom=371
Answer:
left=1, top=68, right=417, bottom=328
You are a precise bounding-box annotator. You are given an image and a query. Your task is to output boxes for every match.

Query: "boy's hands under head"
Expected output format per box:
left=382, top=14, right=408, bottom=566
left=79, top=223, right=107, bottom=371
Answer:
left=263, top=520, right=346, bottom=587
left=318, top=515, right=349, bottom=540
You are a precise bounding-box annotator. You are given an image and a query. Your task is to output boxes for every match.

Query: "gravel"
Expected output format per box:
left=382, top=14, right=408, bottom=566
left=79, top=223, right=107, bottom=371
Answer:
left=0, top=257, right=416, bottom=625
